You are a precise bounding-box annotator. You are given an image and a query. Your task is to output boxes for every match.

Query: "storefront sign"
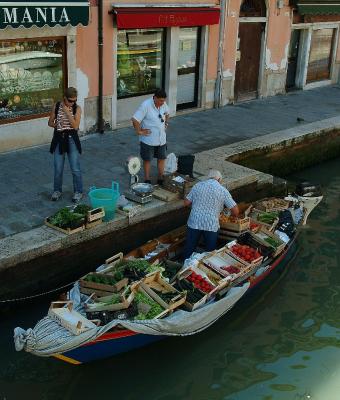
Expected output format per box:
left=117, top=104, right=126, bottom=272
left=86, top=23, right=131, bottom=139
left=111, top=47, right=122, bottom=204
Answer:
left=0, top=1, right=89, bottom=29
left=113, top=7, right=220, bottom=29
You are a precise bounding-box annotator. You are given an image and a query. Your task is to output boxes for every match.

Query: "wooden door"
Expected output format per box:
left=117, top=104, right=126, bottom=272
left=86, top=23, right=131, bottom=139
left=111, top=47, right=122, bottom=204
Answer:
left=235, top=22, right=263, bottom=101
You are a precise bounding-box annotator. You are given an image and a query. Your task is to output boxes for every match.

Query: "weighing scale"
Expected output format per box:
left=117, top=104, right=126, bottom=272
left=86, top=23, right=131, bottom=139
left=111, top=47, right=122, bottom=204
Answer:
left=124, top=156, right=154, bottom=204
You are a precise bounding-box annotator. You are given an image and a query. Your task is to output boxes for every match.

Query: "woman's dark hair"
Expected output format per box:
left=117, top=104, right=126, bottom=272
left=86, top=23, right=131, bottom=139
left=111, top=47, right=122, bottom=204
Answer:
left=154, top=88, right=167, bottom=98
left=64, top=87, right=78, bottom=98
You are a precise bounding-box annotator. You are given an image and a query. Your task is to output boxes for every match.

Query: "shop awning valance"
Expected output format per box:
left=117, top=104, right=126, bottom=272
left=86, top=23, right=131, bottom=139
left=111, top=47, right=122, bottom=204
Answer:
left=292, top=0, right=340, bottom=15
left=112, top=7, right=220, bottom=29
left=0, top=1, right=89, bottom=29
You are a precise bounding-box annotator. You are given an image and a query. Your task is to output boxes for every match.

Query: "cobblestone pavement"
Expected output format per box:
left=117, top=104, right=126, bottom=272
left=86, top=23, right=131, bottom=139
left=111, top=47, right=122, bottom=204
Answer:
left=1, top=85, right=340, bottom=238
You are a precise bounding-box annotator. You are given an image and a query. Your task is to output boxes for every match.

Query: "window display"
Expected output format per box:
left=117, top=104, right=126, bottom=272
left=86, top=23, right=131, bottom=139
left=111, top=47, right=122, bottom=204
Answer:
left=0, top=37, right=65, bottom=123
left=117, top=29, right=165, bottom=98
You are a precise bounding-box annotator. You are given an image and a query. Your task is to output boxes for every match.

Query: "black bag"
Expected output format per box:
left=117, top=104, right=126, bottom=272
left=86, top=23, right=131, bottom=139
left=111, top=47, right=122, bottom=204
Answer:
left=177, top=155, right=195, bottom=178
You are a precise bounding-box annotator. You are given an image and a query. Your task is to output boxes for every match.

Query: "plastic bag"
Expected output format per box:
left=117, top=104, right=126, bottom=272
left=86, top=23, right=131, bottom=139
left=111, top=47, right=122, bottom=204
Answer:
left=164, top=153, right=177, bottom=174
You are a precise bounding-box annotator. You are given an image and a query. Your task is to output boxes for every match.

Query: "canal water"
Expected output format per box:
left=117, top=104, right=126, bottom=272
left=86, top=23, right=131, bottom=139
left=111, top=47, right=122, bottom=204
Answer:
left=1, top=157, right=340, bottom=400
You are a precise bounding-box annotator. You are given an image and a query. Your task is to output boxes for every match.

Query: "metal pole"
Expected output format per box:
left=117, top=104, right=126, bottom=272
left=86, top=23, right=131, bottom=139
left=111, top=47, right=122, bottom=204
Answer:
left=214, top=0, right=227, bottom=108
left=98, top=0, right=104, bottom=133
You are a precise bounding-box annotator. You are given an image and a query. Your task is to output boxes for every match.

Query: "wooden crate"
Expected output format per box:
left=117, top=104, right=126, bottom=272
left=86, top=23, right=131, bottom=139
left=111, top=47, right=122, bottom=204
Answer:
left=125, top=226, right=186, bottom=263
left=250, top=211, right=279, bottom=232
left=85, top=207, right=105, bottom=229
left=163, top=173, right=196, bottom=199
left=45, top=217, right=85, bottom=235
left=140, top=271, right=186, bottom=310
left=252, top=227, right=286, bottom=257
left=177, top=272, right=209, bottom=311
left=225, top=243, right=263, bottom=268
left=202, top=250, right=246, bottom=278
left=132, top=284, right=169, bottom=319
left=79, top=265, right=128, bottom=297
left=254, top=198, right=290, bottom=212
left=48, top=301, right=98, bottom=335
left=219, top=216, right=250, bottom=232
left=196, top=262, right=232, bottom=297
left=85, top=288, right=134, bottom=312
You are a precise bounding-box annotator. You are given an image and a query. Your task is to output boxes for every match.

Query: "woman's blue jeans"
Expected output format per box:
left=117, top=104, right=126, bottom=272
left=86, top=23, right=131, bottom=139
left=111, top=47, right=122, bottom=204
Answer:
left=53, top=138, right=83, bottom=193
left=184, top=227, right=218, bottom=259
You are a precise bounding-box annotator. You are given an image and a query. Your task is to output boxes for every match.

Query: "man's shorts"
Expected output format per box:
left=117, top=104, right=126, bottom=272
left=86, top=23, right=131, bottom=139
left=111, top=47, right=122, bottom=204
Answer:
left=140, top=142, right=167, bottom=161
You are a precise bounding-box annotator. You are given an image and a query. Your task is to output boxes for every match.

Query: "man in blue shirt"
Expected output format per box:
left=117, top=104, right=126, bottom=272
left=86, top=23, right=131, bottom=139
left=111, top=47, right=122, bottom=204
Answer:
left=184, top=169, right=239, bottom=259
left=131, top=88, right=170, bottom=184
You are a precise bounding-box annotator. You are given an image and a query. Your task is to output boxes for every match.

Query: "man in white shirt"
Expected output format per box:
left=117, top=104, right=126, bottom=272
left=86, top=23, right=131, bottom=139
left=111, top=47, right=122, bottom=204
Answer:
left=131, top=88, right=170, bottom=184
left=184, top=169, right=239, bottom=259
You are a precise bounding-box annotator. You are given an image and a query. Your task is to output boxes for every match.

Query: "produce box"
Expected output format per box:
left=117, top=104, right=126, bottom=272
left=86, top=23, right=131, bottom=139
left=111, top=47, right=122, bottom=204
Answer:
left=85, top=287, right=134, bottom=312
left=86, top=302, right=139, bottom=324
left=250, top=210, right=279, bottom=232
left=202, top=249, right=247, bottom=278
left=174, top=273, right=209, bottom=311
left=236, top=232, right=275, bottom=260
left=226, top=242, right=263, bottom=268
left=252, top=227, right=286, bottom=257
left=176, top=264, right=230, bottom=310
left=79, top=254, right=128, bottom=297
left=219, top=204, right=251, bottom=232
left=163, top=172, right=196, bottom=199
left=85, top=207, right=105, bottom=229
left=132, top=285, right=169, bottom=319
left=140, top=271, right=186, bottom=310
left=254, top=198, right=290, bottom=212
left=45, top=217, right=85, bottom=235
left=48, top=301, right=98, bottom=335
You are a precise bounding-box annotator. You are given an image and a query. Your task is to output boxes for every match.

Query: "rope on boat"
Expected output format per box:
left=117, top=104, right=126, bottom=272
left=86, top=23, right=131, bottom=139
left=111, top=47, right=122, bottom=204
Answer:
left=0, top=281, right=75, bottom=303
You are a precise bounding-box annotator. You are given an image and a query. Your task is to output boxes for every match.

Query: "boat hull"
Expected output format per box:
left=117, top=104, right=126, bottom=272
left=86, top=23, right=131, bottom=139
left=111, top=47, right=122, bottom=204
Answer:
left=56, top=236, right=298, bottom=365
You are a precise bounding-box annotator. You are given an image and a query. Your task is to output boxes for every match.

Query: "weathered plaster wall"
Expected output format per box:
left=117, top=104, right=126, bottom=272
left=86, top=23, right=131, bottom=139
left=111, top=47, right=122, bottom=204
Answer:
left=76, top=3, right=114, bottom=131
left=219, top=0, right=291, bottom=103
left=263, top=0, right=291, bottom=96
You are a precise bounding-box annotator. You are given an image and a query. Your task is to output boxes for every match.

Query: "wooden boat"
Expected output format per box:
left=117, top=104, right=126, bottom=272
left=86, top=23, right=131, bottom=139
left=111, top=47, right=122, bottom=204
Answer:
left=14, top=190, right=323, bottom=365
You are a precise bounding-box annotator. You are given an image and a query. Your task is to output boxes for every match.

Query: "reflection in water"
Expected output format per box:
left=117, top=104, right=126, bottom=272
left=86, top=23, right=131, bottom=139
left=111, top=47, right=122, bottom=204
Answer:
left=1, top=158, right=340, bottom=400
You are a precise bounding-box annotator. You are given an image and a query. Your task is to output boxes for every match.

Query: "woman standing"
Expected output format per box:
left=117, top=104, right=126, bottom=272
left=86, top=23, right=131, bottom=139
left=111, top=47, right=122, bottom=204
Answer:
left=48, top=87, right=83, bottom=202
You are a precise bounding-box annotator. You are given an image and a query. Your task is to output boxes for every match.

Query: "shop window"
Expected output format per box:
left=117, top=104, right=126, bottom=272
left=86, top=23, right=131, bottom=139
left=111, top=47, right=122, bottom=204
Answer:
left=117, top=28, right=165, bottom=99
left=0, top=37, right=66, bottom=124
left=307, top=28, right=335, bottom=83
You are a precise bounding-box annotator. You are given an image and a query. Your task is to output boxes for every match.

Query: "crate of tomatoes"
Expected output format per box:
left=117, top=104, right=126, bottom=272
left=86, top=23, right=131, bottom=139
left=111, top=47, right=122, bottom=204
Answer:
left=227, top=243, right=263, bottom=268
left=175, top=265, right=230, bottom=311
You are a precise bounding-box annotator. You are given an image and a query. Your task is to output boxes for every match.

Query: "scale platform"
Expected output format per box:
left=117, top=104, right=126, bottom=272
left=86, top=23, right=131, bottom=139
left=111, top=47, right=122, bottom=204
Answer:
left=124, top=190, right=153, bottom=204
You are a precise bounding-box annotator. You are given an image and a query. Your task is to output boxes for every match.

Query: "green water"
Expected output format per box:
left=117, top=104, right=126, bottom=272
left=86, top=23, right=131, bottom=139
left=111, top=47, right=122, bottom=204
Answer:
left=1, top=158, right=340, bottom=400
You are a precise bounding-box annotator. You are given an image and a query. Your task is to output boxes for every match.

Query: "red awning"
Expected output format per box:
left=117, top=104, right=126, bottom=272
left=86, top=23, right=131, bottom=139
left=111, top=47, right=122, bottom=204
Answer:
left=112, top=7, right=220, bottom=29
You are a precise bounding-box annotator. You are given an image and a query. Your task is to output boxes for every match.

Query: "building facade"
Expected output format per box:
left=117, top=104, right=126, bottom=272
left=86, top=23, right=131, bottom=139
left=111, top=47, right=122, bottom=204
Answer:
left=1, top=0, right=340, bottom=153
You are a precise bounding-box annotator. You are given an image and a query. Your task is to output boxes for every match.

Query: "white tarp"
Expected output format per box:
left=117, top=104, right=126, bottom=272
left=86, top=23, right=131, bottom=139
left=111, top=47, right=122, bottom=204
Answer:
left=14, top=283, right=249, bottom=357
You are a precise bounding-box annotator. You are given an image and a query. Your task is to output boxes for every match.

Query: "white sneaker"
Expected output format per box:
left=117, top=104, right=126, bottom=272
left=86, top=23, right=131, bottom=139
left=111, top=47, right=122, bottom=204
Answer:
left=51, top=191, right=62, bottom=201
left=72, top=192, right=83, bottom=203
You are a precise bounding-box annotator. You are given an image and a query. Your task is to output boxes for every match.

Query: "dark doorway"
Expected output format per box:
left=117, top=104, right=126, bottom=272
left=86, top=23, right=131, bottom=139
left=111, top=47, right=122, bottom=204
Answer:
left=235, top=22, right=263, bottom=101
left=286, top=29, right=301, bottom=90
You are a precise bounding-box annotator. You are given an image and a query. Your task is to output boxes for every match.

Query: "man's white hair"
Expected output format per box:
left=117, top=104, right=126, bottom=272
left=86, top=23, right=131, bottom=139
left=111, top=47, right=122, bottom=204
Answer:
left=208, top=169, right=222, bottom=180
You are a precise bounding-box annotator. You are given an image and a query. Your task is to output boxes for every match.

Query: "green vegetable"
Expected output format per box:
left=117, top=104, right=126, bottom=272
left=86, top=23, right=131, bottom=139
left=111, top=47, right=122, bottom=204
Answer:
left=73, top=204, right=92, bottom=216
left=49, top=207, right=84, bottom=228
left=134, top=292, right=164, bottom=319
left=264, top=237, right=281, bottom=248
